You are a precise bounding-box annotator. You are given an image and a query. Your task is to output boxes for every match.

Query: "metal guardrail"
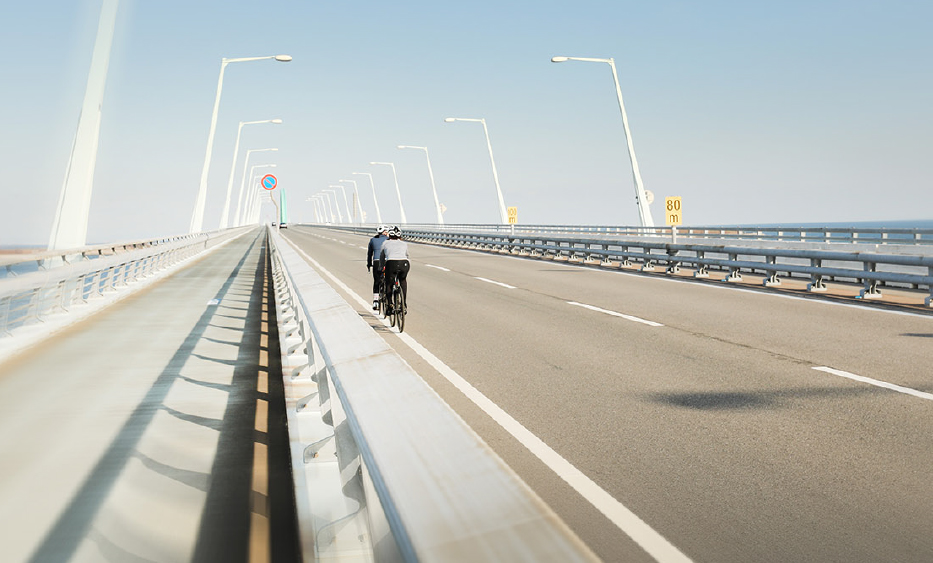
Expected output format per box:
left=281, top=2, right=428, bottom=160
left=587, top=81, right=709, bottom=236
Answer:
left=0, top=227, right=251, bottom=337
left=356, top=223, right=933, bottom=246
left=315, top=224, right=933, bottom=307
left=268, top=227, right=598, bottom=562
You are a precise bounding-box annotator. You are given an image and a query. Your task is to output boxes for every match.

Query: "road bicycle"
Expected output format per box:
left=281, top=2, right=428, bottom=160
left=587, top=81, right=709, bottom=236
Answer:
left=379, top=273, right=406, bottom=332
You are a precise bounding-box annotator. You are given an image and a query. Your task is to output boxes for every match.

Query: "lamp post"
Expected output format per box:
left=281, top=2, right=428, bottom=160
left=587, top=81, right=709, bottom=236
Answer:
left=235, top=149, right=277, bottom=226
left=324, top=189, right=344, bottom=223
left=397, top=145, right=443, bottom=224
left=329, top=184, right=352, bottom=222
left=370, top=162, right=407, bottom=224
left=314, top=194, right=332, bottom=223
left=189, top=53, right=292, bottom=234
left=551, top=55, right=655, bottom=228
left=318, top=192, right=337, bottom=223
left=352, top=172, right=382, bottom=224
left=306, top=197, right=322, bottom=223
left=309, top=194, right=321, bottom=223
left=48, top=0, right=119, bottom=251
left=444, top=117, right=508, bottom=224
left=220, top=120, right=281, bottom=228
left=243, top=163, right=276, bottom=225
left=339, top=179, right=365, bottom=223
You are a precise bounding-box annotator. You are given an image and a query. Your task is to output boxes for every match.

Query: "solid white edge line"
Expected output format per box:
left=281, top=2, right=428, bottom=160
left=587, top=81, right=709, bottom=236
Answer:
left=282, top=237, right=692, bottom=563
left=475, top=276, right=516, bottom=289
left=568, top=301, right=664, bottom=327
left=426, top=264, right=451, bottom=272
left=813, top=366, right=933, bottom=401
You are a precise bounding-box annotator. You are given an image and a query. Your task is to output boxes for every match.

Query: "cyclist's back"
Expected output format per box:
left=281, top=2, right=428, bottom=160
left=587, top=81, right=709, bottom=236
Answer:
left=380, top=227, right=410, bottom=308
left=367, top=226, right=388, bottom=310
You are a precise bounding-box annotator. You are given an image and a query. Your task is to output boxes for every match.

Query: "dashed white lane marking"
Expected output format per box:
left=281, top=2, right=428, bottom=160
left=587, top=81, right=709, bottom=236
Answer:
left=426, top=264, right=450, bottom=272
left=567, top=301, right=664, bottom=327
left=284, top=239, right=692, bottom=563
left=475, top=277, right=516, bottom=289
left=813, top=366, right=933, bottom=401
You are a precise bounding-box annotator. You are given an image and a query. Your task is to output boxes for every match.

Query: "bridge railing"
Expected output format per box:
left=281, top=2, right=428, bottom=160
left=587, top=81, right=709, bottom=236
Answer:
left=268, top=227, right=597, bottom=562
left=357, top=223, right=933, bottom=246
left=314, top=224, right=933, bottom=307
left=0, top=228, right=250, bottom=339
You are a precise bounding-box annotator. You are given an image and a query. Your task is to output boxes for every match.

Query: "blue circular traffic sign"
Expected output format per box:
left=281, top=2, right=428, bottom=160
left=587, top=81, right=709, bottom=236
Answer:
left=261, top=174, right=278, bottom=190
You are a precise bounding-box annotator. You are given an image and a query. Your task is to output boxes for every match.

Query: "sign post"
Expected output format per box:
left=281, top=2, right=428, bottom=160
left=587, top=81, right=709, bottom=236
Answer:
left=261, top=174, right=279, bottom=227
left=665, top=197, right=682, bottom=243
left=507, top=206, right=518, bottom=236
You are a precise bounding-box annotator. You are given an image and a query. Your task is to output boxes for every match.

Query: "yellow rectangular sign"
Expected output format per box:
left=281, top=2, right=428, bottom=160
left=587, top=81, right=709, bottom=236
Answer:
left=665, top=197, right=682, bottom=226
left=507, top=206, right=518, bottom=224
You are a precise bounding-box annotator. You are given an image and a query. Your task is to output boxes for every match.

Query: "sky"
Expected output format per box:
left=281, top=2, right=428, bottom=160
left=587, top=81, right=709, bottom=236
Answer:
left=1, top=0, right=931, bottom=246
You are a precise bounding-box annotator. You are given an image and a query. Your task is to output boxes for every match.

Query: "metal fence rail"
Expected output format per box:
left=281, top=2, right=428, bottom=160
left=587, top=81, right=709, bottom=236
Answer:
left=268, top=227, right=598, bottom=562
left=0, top=228, right=250, bottom=337
left=352, top=223, right=933, bottom=246
left=315, top=224, right=933, bottom=307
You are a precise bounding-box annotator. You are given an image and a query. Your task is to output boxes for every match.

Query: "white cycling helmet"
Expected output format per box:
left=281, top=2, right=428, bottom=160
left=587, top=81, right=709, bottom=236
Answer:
left=377, top=224, right=388, bottom=234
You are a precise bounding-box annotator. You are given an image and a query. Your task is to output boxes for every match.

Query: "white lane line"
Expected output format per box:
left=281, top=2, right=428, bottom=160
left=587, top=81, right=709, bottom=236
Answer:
left=426, top=264, right=450, bottom=272
left=568, top=301, right=664, bottom=327
left=813, top=366, right=933, bottom=401
left=475, top=276, right=516, bottom=289
left=284, top=239, right=691, bottom=563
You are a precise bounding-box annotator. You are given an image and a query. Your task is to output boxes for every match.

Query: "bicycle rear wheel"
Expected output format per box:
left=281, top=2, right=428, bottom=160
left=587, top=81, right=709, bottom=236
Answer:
left=393, top=286, right=405, bottom=332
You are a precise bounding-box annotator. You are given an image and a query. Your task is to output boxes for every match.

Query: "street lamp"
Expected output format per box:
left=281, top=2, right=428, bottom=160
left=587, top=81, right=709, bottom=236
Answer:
left=397, top=145, right=444, bottom=224
left=220, top=121, right=281, bottom=228
left=370, top=162, right=407, bottom=224
left=308, top=194, right=329, bottom=223
left=235, top=148, right=278, bottom=226
left=306, top=197, right=323, bottom=223
left=324, top=189, right=344, bottom=223
left=243, top=163, right=276, bottom=225
left=189, top=53, right=292, bottom=234
left=314, top=194, right=333, bottom=223
left=444, top=117, right=508, bottom=224
left=352, top=172, right=382, bottom=224
left=329, top=184, right=353, bottom=222
left=551, top=55, right=655, bottom=228
left=318, top=192, right=337, bottom=223
left=48, top=0, right=119, bottom=251
left=339, top=179, right=365, bottom=223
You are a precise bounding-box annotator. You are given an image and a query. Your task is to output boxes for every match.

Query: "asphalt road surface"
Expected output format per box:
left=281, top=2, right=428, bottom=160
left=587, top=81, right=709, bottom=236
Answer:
left=283, top=225, right=932, bottom=563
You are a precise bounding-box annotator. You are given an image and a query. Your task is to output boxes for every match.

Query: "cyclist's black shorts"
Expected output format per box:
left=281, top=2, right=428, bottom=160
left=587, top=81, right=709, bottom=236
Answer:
left=384, top=260, right=410, bottom=299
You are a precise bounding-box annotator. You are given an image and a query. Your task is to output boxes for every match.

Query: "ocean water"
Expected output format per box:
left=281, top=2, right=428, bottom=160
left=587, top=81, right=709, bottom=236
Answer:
left=712, top=219, right=933, bottom=230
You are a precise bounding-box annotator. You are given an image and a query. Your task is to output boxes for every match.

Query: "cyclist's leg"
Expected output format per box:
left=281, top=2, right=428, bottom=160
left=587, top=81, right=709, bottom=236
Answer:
left=384, top=261, right=398, bottom=312
left=371, top=267, right=381, bottom=309
left=397, top=260, right=410, bottom=310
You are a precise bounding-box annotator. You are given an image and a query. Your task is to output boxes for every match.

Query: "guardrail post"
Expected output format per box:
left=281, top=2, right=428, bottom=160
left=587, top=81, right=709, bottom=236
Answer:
left=618, top=246, right=632, bottom=267
left=640, top=247, right=656, bottom=271
left=665, top=249, right=680, bottom=275
left=927, top=267, right=933, bottom=307
left=694, top=250, right=709, bottom=278
left=763, top=255, right=781, bottom=286
left=807, top=259, right=827, bottom=292
left=859, top=262, right=883, bottom=299
left=723, top=253, right=742, bottom=282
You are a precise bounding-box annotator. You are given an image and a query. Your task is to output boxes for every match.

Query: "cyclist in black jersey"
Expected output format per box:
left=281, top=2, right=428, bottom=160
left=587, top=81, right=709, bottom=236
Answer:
left=366, top=225, right=388, bottom=310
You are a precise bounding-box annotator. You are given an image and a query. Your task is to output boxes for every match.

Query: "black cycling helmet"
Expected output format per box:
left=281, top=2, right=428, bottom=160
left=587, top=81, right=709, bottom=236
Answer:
left=388, top=226, right=401, bottom=238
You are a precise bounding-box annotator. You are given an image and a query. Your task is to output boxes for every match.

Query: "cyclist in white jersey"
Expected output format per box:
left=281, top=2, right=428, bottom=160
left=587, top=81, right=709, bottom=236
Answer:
left=379, top=226, right=410, bottom=311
